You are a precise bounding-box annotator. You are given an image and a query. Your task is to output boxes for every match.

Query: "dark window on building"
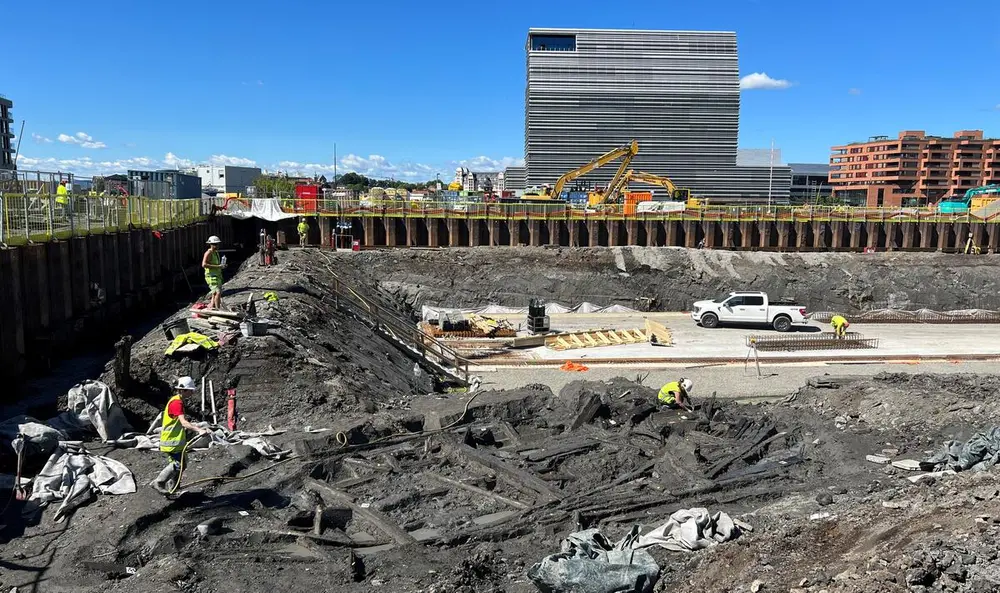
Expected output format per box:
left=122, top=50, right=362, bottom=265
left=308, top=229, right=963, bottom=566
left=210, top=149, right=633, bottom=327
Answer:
left=877, top=188, right=885, bottom=207
left=530, top=34, right=576, bottom=51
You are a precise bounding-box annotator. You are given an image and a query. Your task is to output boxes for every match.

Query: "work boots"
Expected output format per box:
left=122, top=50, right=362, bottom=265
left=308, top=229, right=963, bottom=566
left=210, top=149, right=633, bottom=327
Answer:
left=149, top=463, right=179, bottom=495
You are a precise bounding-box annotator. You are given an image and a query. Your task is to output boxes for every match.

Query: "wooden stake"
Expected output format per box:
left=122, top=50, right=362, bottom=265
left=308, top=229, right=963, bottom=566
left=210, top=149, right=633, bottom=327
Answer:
left=209, top=380, right=218, bottom=425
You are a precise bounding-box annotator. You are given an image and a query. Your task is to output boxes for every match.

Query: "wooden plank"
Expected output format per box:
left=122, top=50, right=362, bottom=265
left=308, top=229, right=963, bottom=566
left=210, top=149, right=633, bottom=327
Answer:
left=570, top=393, right=604, bottom=430
left=525, top=440, right=598, bottom=462
left=644, top=318, right=673, bottom=346
left=445, top=439, right=562, bottom=502
left=605, top=331, right=624, bottom=345
left=570, top=335, right=586, bottom=348
left=422, top=472, right=529, bottom=509
left=305, top=478, right=417, bottom=545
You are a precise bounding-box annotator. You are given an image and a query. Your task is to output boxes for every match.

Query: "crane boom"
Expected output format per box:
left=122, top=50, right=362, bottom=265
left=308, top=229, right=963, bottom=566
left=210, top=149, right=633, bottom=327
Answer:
left=550, top=140, right=639, bottom=198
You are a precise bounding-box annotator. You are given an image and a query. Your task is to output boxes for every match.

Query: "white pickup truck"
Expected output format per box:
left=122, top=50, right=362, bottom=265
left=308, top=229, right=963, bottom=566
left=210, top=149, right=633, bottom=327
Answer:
left=690, top=291, right=809, bottom=332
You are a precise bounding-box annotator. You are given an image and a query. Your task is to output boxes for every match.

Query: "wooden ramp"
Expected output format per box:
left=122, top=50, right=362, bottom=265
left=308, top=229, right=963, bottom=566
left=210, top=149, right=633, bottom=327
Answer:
left=543, top=318, right=672, bottom=351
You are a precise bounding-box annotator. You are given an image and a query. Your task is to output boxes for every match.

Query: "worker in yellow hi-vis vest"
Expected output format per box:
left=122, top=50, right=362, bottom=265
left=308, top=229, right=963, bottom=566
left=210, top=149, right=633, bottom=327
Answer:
left=657, top=378, right=693, bottom=411
left=150, top=377, right=211, bottom=494
left=830, top=314, right=850, bottom=339
left=297, top=217, right=309, bottom=248
left=55, top=180, right=70, bottom=219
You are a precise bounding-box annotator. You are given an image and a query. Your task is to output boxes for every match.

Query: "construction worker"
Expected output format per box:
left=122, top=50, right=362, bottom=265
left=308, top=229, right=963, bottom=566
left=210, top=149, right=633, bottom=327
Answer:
left=202, top=236, right=226, bottom=309
left=965, top=232, right=982, bottom=255
left=297, top=217, right=309, bottom=248
left=831, top=314, right=850, bottom=339
left=150, top=377, right=211, bottom=494
left=658, top=378, right=693, bottom=411
left=55, top=180, right=70, bottom=219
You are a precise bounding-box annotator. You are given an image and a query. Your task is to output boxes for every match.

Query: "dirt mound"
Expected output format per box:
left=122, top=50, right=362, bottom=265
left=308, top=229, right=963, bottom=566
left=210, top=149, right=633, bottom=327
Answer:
left=339, top=247, right=1000, bottom=314
left=97, top=251, right=433, bottom=431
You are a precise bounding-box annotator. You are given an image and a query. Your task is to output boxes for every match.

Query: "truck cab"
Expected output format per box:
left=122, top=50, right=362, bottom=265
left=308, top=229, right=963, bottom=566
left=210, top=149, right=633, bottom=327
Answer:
left=690, top=291, right=808, bottom=332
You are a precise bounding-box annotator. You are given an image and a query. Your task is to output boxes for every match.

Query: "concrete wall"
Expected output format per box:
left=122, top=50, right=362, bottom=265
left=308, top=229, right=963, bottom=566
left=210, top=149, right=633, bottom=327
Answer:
left=0, top=217, right=242, bottom=380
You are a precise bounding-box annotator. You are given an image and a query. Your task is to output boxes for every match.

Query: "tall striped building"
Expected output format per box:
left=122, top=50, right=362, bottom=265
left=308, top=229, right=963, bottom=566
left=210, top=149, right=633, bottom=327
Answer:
left=524, top=28, right=789, bottom=202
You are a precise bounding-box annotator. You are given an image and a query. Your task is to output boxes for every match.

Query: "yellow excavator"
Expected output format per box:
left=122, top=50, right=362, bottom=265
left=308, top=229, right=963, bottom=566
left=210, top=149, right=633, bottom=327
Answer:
left=590, top=169, right=702, bottom=209
left=517, top=140, right=639, bottom=203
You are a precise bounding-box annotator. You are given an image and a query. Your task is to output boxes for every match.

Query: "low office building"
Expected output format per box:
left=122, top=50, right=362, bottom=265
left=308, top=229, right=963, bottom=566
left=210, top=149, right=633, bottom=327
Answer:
left=830, top=130, right=1000, bottom=206
left=788, top=163, right=832, bottom=203
left=188, top=165, right=261, bottom=196
left=127, top=169, right=202, bottom=199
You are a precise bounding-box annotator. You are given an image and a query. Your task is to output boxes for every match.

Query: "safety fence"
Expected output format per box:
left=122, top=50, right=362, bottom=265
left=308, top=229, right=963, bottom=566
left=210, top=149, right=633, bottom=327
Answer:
left=225, top=197, right=1000, bottom=225
left=0, top=195, right=209, bottom=246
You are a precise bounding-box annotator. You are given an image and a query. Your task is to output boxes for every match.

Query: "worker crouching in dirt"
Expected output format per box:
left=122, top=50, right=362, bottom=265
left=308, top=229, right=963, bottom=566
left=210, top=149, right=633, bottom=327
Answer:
left=658, top=378, right=693, bottom=411
left=150, top=377, right=211, bottom=495
left=831, top=314, right=850, bottom=339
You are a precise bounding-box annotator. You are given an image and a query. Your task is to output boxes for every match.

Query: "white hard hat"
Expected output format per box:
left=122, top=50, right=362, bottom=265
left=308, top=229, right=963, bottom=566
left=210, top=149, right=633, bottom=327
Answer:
left=680, top=378, right=693, bottom=393
left=174, top=376, right=197, bottom=391
left=206, top=235, right=222, bottom=245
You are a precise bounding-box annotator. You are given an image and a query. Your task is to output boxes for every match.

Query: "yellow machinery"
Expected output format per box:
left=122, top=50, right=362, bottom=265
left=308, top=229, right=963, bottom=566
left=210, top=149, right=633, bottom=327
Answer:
left=589, top=169, right=700, bottom=208
left=521, top=140, right=639, bottom=202
left=447, top=181, right=463, bottom=191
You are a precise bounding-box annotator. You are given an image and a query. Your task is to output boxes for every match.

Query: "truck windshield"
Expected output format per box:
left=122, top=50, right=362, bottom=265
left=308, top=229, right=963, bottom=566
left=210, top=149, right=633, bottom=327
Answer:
left=714, top=294, right=732, bottom=303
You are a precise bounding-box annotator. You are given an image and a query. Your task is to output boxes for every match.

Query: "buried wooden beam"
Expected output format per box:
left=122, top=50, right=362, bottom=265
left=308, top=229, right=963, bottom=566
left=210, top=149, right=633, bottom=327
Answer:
left=305, top=478, right=416, bottom=545
left=443, top=437, right=562, bottom=503
left=422, top=472, right=529, bottom=510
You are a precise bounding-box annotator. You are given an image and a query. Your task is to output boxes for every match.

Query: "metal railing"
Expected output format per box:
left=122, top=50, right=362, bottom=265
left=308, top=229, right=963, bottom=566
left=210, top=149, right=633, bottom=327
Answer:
left=213, top=197, right=1000, bottom=225
left=0, top=194, right=209, bottom=246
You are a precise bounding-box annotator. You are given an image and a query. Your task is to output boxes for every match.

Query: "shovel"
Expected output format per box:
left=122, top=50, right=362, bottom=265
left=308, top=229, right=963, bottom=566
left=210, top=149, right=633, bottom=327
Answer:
left=13, top=433, right=28, bottom=501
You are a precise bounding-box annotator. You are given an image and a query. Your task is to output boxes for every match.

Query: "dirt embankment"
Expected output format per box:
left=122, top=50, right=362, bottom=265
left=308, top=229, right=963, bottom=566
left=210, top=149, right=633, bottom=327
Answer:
left=340, top=247, right=1000, bottom=313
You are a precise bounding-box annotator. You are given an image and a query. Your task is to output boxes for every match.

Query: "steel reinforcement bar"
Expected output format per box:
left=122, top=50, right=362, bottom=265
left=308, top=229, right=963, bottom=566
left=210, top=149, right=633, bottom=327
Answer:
left=747, top=332, right=879, bottom=352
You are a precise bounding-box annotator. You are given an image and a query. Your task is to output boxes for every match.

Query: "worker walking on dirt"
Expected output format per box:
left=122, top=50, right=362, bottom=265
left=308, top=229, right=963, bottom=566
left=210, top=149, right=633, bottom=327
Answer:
left=831, top=314, right=850, bottom=339
left=150, top=377, right=211, bottom=494
left=202, top=236, right=226, bottom=310
left=658, top=378, right=693, bottom=411
left=297, top=217, right=309, bottom=248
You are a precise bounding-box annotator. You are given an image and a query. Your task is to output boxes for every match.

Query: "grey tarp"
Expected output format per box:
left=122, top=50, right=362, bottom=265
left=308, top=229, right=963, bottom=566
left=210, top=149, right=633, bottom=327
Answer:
left=29, top=443, right=135, bottom=522
left=633, top=508, right=740, bottom=552
left=0, top=416, right=65, bottom=462
left=46, top=380, right=130, bottom=441
left=925, top=426, right=1000, bottom=472
left=528, top=509, right=744, bottom=593
left=528, top=526, right=660, bottom=593
left=112, top=417, right=289, bottom=460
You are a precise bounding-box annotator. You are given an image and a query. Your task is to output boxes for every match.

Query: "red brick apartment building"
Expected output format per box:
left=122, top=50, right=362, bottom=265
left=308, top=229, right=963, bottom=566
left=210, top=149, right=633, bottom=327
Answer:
left=829, top=130, right=1000, bottom=207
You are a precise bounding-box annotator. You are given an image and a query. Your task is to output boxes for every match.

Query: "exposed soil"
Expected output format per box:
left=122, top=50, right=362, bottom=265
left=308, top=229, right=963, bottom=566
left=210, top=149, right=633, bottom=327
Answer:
left=3, top=250, right=1000, bottom=593
left=341, top=247, right=1000, bottom=313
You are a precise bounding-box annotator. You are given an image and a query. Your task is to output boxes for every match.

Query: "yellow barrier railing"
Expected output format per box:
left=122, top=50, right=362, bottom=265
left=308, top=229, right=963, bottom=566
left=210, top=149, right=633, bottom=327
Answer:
left=0, top=195, right=211, bottom=246
left=273, top=198, right=994, bottom=225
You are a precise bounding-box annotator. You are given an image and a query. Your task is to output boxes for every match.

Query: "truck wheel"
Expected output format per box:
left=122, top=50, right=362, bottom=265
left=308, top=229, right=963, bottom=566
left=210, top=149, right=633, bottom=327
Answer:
left=701, top=313, right=719, bottom=329
left=773, top=315, right=792, bottom=332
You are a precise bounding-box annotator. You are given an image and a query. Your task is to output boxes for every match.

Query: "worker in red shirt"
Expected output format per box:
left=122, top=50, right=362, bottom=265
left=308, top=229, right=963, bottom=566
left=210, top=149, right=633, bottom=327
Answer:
left=150, top=376, right=211, bottom=494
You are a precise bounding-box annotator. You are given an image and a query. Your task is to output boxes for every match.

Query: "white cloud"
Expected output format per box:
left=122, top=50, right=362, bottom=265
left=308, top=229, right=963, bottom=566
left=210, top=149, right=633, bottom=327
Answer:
left=163, top=152, right=194, bottom=169
left=451, top=155, right=524, bottom=171
left=57, top=131, right=107, bottom=149
left=18, top=150, right=522, bottom=182
left=848, top=88, right=862, bottom=96
left=208, top=154, right=257, bottom=167
left=32, top=133, right=52, bottom=143
left=739, top=72, right=792, bottom=91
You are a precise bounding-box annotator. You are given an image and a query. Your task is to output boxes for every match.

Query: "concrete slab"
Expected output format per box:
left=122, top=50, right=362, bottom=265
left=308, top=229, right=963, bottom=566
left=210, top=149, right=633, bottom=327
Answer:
left=476, top=312, right=1000, bottom=363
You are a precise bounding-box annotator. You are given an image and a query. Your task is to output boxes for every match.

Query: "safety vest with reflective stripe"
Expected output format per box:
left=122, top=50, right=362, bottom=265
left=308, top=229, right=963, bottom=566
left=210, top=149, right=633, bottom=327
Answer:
left=297, top=222, right=308, bottom=235
left=831, top=315, right=848, bottom=329
left=658, top=381, right=680, bottom=405
left=204, top=250, right=222, bottom=283
left=160, top=395, right=186, bottom=453
left=56, top=185, right=69, bottom=205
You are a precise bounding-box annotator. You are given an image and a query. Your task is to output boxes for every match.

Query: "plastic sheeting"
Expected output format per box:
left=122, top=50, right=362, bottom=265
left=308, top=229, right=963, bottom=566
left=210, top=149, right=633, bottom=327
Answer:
left=422, top=303, right=638, bottom=323
left=528, top=526, right=659, bottom=593
left=528, top=509, right=743, bottom=593
left=633, top=508, right=741, bottom=552
left=113, top=417, right=290, bottom=460
left=29, top=443, right=136, bottom=522
left=0, top=416, right=65, bottom=462
left=47, top=380, right=130, bottom=442
left=221, top=198, right=299, bottom=222
left=925, top=427, right=1000, bottom=472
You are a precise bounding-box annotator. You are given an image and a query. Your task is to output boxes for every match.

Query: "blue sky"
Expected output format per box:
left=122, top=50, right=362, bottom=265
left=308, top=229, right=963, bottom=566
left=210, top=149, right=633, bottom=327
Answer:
left=8, top=0, right=1000, bottom=180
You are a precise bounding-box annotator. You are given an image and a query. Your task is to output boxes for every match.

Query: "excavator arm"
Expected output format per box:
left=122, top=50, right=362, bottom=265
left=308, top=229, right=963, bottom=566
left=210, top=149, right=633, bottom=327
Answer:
left=551, top=140, right=639, bottom=198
